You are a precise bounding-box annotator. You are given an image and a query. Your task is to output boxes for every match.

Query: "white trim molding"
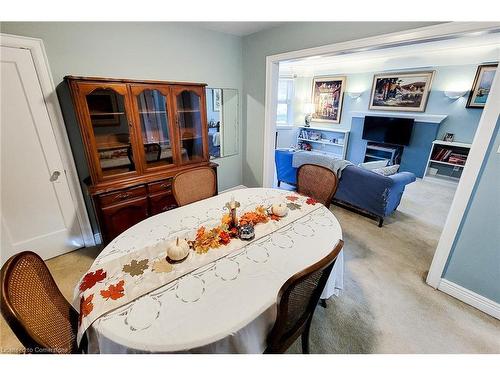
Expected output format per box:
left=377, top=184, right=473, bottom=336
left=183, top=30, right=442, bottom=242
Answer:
left=350, top=111, right=447, bottom=124
left=438, top=279, right=500, bottom=320
left=0, top=33, right=95, bottom=247
left=263, top=23, right=500, bottom=318
left=426, top=57, right=500, bottom=288
left=263, top=22, right=500, bottom=187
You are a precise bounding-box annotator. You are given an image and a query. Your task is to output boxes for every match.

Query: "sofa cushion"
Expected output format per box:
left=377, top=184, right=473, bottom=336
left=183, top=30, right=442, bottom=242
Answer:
left=372, top=164, right=400, bottom=176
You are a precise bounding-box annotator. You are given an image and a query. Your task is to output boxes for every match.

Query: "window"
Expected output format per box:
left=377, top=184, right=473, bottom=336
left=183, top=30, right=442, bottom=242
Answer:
left=276, top=78, right=294, bottom=125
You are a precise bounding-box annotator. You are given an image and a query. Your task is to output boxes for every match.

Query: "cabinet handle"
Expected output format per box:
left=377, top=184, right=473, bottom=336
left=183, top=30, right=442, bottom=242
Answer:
left=160, top=183, right=170, bottom=189
left=114, top=192, right=131, bottom=201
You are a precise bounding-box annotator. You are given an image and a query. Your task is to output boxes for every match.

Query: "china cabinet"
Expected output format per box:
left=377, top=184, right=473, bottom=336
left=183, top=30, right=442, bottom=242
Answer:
left=66, top=76, right=217, bottom=243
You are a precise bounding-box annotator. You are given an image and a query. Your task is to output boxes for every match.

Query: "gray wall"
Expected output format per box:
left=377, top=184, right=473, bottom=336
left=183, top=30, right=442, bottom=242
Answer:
left=241, top=22, right=440, bottom=187
left=443, top=117, right=500, bottom=303
left=1, top=22, right=243, bottom=233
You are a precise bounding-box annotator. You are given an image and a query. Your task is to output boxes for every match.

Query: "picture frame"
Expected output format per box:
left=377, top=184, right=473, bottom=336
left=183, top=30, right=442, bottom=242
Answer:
left=212, top=88, right=221, bottom=112
left=311, top=76, right=346, bottom=123
left=369, top=71, right=434, bottom=112
left=443, top=133, right=455, bottom=142
left=466, top=64, right=498, bottom=108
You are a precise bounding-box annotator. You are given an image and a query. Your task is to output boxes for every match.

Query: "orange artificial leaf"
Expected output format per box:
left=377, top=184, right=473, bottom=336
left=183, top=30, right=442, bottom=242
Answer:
left=79, top=294, right=94, bottom=326
left=270, top=214, right=281, bottom=221
left=100, top=280, right=125, bottom=301
left=79, top=269, right=106, bottom=292
left=286, top=195, right=299, bottom=202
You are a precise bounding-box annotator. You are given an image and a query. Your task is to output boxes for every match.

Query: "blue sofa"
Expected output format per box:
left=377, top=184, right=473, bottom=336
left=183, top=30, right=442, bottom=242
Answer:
left=275, top=149, right=416, bottom=226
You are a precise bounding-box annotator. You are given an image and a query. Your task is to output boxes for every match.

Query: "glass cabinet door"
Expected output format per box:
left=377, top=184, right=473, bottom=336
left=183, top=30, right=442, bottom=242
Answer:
left=132, top=86, right=175, bottom=170
left=84, top=85, right=136, bottom=179
left=173, top=87, right=205, bottom=163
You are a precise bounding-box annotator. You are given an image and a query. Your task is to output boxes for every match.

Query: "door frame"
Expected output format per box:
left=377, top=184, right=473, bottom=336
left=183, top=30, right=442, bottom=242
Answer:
left=1, top=33, right=95, bottom=247
left=262, top=22, right=500, bottom=310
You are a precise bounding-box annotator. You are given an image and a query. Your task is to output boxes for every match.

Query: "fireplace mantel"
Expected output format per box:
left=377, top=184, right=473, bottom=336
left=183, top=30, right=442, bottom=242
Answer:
left=351, top=111, right=447, bottom=124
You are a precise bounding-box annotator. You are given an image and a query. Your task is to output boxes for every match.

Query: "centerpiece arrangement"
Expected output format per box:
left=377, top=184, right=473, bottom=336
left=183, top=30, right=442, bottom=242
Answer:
left=166, top=196, right=290, bottom=261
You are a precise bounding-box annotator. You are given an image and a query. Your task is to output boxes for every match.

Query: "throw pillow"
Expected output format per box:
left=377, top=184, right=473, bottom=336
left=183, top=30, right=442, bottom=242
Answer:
left=372, top=164, right=400, bottom=176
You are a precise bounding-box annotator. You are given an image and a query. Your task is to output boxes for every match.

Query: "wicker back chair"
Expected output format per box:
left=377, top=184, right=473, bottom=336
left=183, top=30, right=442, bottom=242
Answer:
left=0, top=251, right=81, bottom=354
left=265, top=240, right=344, bottom=354
left=172, top=167, right=217, bottom=206
left=297, top=164, right=339, bottom=208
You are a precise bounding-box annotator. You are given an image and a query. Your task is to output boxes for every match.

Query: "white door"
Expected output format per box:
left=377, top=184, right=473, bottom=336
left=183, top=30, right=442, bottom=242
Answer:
left=1, top=46, right=84, bottom=264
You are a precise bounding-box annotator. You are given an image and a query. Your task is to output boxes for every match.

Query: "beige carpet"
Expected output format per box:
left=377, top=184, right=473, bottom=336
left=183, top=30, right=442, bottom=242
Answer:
left=1, top=179, right=499, bottom=353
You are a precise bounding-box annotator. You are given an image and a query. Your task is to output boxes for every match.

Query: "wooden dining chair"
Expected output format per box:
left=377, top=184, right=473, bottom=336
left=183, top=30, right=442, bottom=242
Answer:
left=264, top=240, right=344, bottom=354
left=0, top=251, right=83, bottom=354
left=172, top=167, right=217, bottom=206
left=297, top=164, right=339, bottom=208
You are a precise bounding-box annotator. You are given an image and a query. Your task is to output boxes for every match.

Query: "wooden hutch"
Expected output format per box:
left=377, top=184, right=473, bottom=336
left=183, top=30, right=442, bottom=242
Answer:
left=65, top=76, right=217, bottom=244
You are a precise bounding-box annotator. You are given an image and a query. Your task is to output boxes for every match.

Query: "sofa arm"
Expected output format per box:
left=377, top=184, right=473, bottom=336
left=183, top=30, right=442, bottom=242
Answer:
left=388, top=171, right=416, bottom=187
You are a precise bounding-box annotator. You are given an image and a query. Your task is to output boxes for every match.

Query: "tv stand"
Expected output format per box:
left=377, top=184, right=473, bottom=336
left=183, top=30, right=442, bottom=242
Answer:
left=364, top=142, right=402, bottom=165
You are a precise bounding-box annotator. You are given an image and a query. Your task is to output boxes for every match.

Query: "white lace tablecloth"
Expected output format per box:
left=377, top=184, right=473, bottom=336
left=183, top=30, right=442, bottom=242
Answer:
left=81, top=188, right=344, bottom=353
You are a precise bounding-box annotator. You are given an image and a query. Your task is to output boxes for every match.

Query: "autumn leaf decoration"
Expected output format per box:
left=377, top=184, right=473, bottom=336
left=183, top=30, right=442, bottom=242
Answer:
left=122, top=259, right=149, bottom=276
left=100, top=280, right=125, bottom=301
left=152, top=259, right=173, bottom=273
left=79, top=294, right=94, bottom=325
left=287, top=202, right=301, bottom=210
left=286, top=195, right=299, bottom=202
left=79, top=269, right=107, bottom=292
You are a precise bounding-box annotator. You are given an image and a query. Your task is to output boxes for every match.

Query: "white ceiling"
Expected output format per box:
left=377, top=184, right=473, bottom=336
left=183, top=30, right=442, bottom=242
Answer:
left=195, top=22, right=284, bottom=36
left=280, top=33, right=500, bottom=77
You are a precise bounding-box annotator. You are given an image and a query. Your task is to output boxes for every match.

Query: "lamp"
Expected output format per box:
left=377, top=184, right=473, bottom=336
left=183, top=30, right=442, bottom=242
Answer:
left=444, top=90, right=468, bottom=100
left=303, top=103, right=314, bottom=127
left=348, top=92, right=363, bottom=99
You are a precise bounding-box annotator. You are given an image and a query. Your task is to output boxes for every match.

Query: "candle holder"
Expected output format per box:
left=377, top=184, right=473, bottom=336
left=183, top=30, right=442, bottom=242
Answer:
left=224, top=199, right=240, bottom=229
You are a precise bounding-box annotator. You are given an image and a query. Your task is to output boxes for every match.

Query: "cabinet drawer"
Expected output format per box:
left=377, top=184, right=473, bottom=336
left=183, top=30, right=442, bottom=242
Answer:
left=148, top=179, right=173, bottom=194
left=101, top=196, right=149, bottom=242
left=98, top=185, right=147, bottom=207
left=149, top=192, right=177, bottom=215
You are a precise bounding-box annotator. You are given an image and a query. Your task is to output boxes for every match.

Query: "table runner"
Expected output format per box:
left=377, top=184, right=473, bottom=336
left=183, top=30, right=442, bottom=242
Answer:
left=74, top=192, right=323, bottom=344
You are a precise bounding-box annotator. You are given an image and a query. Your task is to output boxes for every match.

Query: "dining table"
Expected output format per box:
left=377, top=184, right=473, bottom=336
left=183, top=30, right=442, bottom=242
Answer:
left=74, top=187, right=344, bottom=354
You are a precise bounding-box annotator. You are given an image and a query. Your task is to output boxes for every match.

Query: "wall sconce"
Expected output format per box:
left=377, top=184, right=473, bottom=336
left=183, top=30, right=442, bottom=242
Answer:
left=347, top=92, right=363, bottom=99
left=303, top=103, right=314, bottom=127
left=444, top=90, right=468, bottom=100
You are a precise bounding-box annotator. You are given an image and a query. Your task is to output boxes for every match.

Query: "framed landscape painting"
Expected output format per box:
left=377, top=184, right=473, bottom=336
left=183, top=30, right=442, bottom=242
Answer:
left=311, top=76, right=346, bottom=123
left=466, top=64, right=497, bottom=108
left=369, top=71, right=434, bottom=112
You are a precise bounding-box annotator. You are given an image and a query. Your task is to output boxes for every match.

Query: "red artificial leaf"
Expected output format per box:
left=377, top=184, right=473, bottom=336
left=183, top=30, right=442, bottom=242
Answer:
left=286, top=195, right=299, bottom=202
left=306, top=197, right=318, bottom=205
left=219, top=231, right=231, bottom=245
left=79, top=294, right=94, bottom=326
left=100, top=280, right=125, bottom=301
left=79, top=269, right=107, bottom=292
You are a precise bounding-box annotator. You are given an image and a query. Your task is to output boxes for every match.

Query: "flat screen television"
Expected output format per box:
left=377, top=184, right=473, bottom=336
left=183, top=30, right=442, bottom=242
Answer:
left=362, top=116, right=414, bottom=146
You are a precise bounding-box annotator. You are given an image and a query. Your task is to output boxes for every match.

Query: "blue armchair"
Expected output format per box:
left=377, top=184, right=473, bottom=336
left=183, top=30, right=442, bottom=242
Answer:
left=275, top=149, right=416, bottom=226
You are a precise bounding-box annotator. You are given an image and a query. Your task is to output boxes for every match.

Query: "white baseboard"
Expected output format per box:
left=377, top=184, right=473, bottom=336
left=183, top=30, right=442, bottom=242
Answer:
left=93, top=232, right=102, bottom=246
left=438, top=279, right=500, bottom=320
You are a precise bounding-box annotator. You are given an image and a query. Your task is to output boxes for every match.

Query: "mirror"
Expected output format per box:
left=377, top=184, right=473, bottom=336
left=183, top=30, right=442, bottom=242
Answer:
left=205, top=88, right=239, bottom=159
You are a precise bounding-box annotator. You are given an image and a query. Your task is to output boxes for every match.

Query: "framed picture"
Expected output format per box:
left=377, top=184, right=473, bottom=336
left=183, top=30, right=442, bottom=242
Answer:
left=369, top=71, right=434, bottom=112
left=212, top=88, right=221, bottom=112
left=443, top=133, right=455, bottom=142
left=311, top=76, right=346, bottom=123
left=466, top=64, right=497, bottom=108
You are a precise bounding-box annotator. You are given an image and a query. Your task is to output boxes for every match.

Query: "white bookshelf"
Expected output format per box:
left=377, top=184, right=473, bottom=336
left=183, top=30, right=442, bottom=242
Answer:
left=296, top=125, right=349, bottom=159
left=424, top=140, right=471, bottom=183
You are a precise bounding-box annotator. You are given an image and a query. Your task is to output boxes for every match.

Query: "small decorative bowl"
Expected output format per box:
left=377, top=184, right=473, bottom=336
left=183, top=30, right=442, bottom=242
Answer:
left=239, top=224, right=255, bottom=241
